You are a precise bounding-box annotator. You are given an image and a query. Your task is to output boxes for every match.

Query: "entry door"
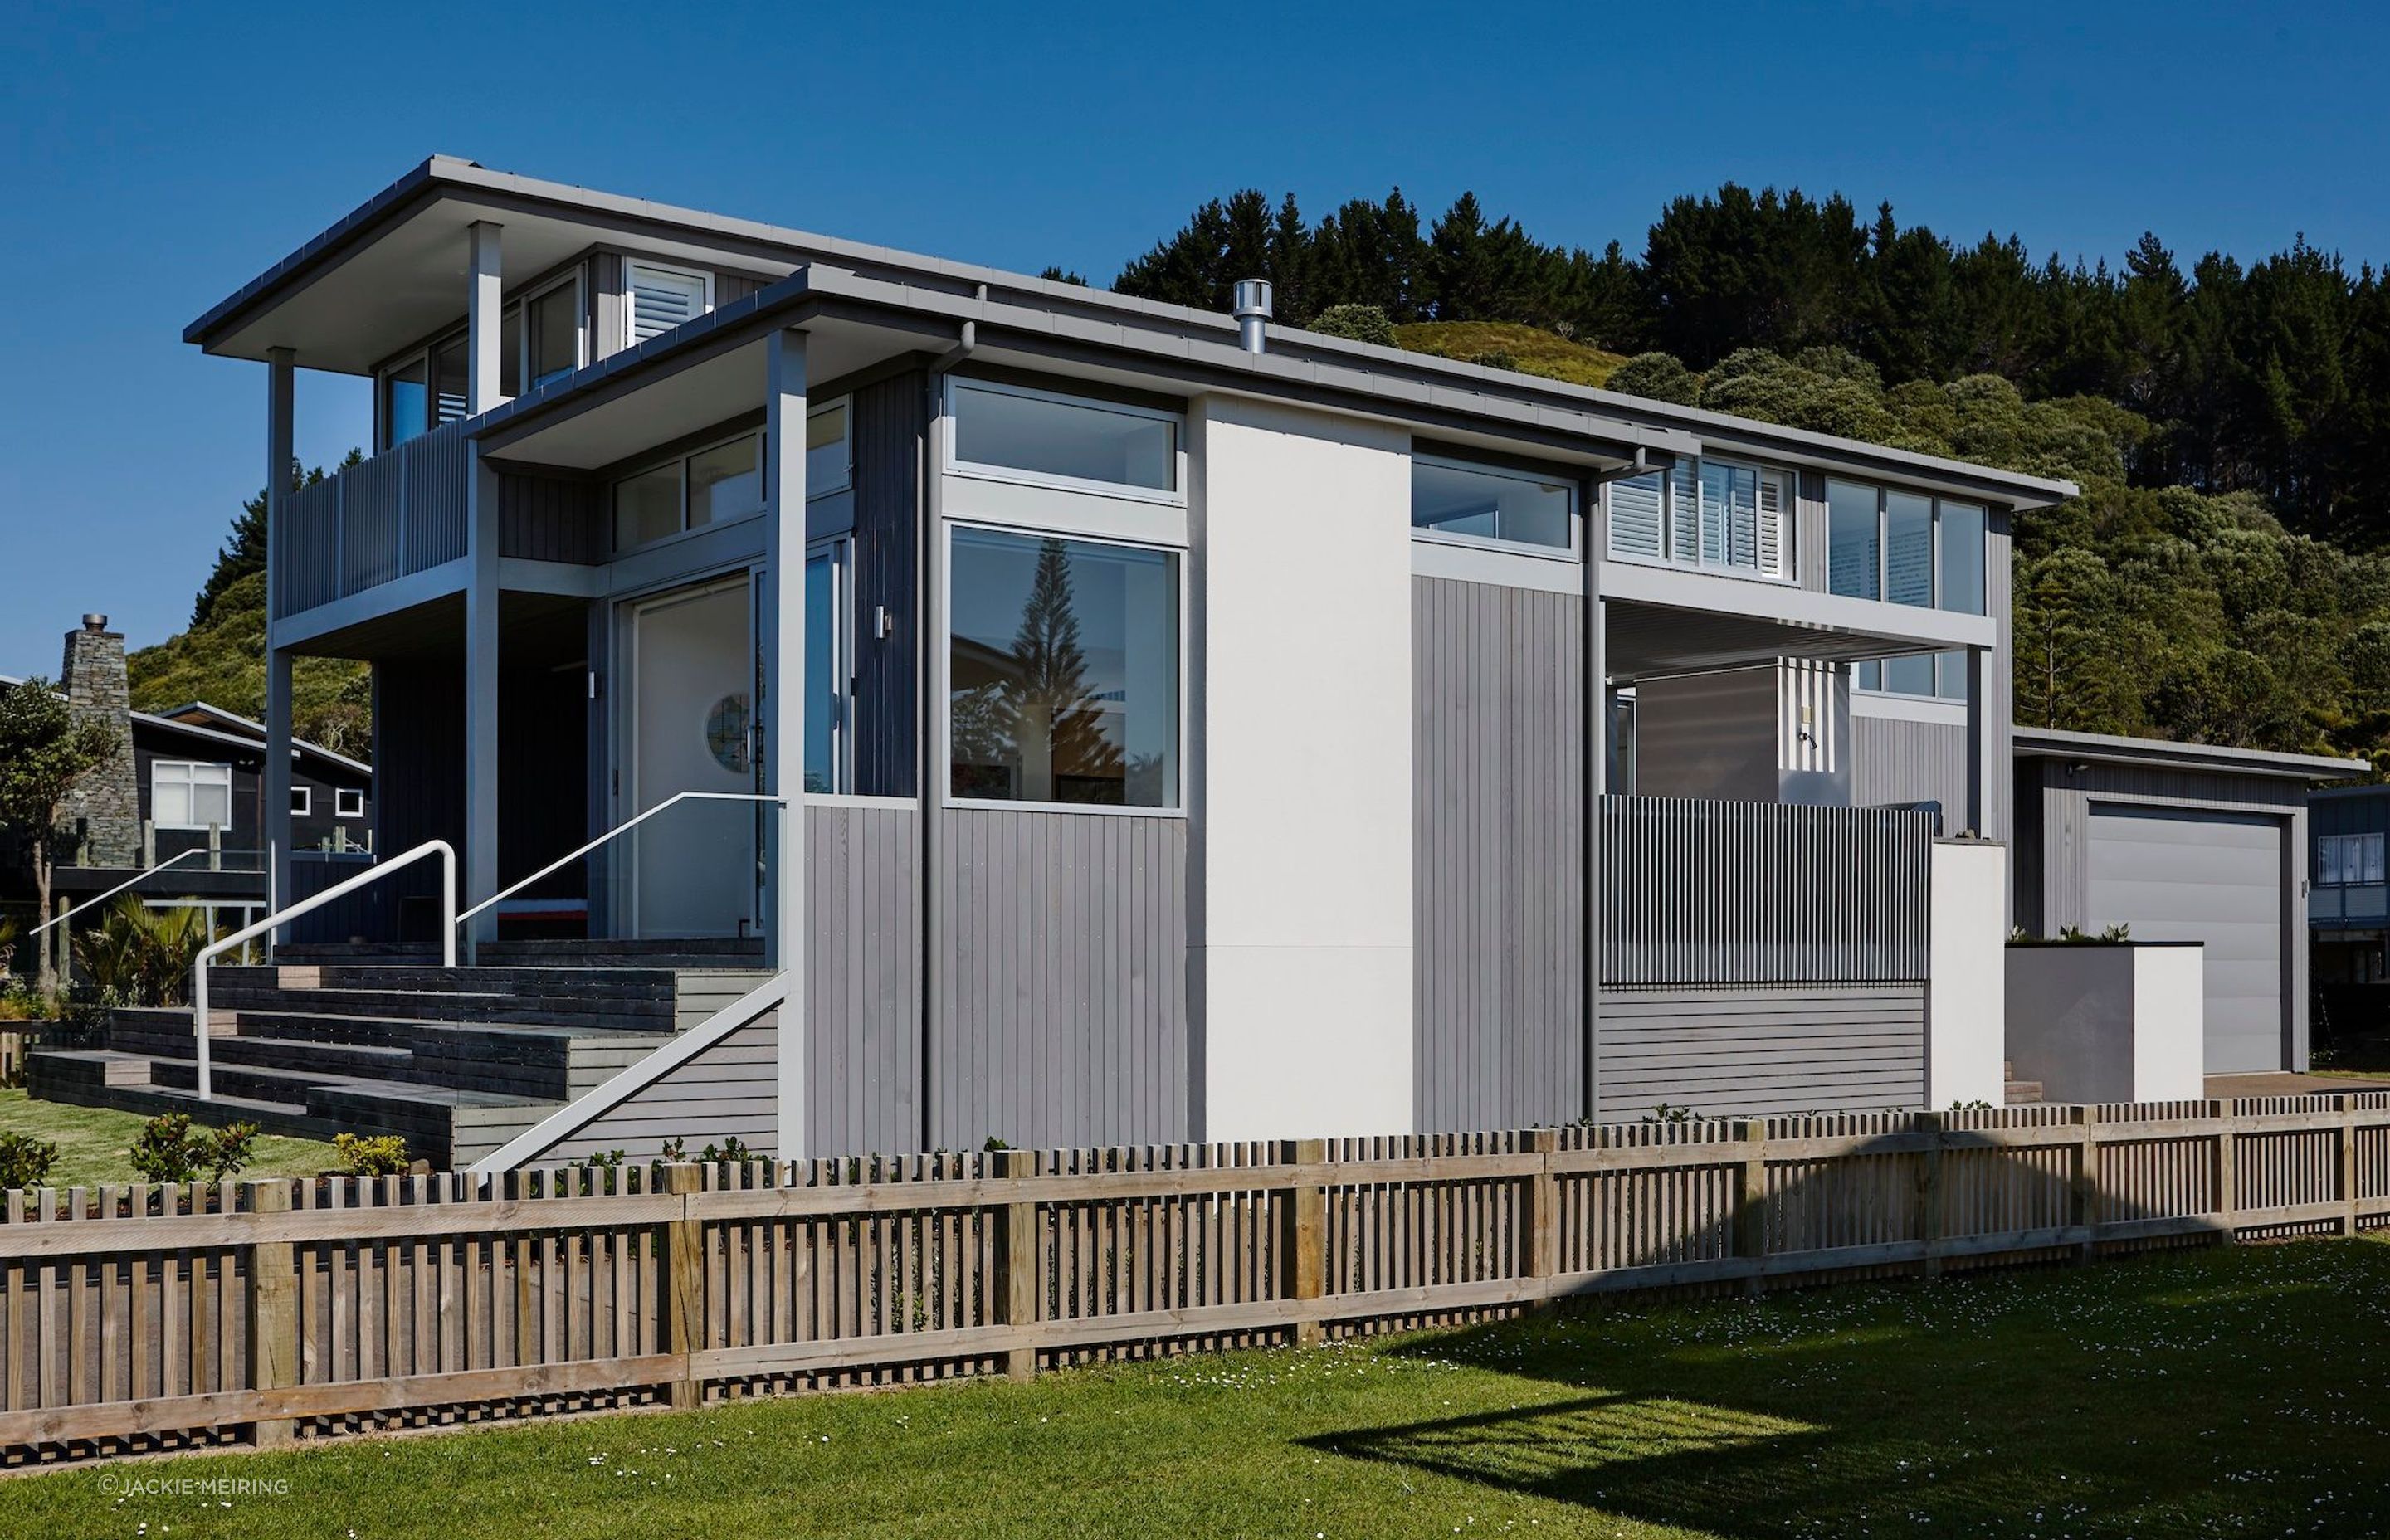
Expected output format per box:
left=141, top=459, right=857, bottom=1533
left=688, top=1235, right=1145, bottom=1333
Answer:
left=2085, top=804, right=2287, bottom=1075
left=628, top=578, right=758, bottom=938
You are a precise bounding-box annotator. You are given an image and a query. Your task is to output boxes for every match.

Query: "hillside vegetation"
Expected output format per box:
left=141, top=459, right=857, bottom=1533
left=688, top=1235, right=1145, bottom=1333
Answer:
left=1113, top=183, right=2390, bottom=770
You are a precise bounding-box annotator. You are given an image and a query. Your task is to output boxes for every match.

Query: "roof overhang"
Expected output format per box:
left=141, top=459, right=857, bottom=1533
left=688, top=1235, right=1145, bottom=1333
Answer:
left=188, top=157, right=2078, bottom=511
left=1602, top=561, right=1996, bottom=680
left=2014, top=726, right=2368, bottom=783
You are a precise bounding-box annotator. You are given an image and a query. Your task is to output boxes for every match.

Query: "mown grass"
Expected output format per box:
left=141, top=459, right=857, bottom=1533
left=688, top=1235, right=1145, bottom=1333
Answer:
left=4, top=1235, right=2388, bottom=1537
left=0, top=1088, right=338, bottom=1187
left=1395, top=321, right=1628, bottom=388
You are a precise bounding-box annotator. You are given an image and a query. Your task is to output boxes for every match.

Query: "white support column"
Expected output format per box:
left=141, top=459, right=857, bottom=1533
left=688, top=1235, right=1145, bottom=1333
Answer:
left=264, top=348, right=296, bottom=942
left=765, top=327, right=809, bottom=1157
left=464, top=445, right=502, bottom=953
left=1963, top=646, right=1992, bottom=838
left=467, top=222, right=504, bottom=415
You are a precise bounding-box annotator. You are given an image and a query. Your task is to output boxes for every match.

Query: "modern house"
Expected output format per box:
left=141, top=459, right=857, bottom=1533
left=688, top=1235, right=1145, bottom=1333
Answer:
left=32, top=154, right=2342, bottom=1166
left=0, top=619, right=373, bottom=962
left=2310, top=782, right=2390, bottom=1025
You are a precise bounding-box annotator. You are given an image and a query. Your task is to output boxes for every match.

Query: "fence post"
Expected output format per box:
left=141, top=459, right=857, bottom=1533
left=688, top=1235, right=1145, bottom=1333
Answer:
left=660, top=1162, right=706, bottom=1408
left=2211, top=1099, right=2237, bottom=1245
left=1278, top=1138, right=1327, bottom=1345
left=1914, top=1111, right=1945, bottom=1280
left=1525, top=1128, right=1562, bottom=1291
left=242, top=1179, right=298, bottom=1449
left=2337, top=1095, right=2360, bottom=1236
left=991, top=1149, right=1039, bottom=1381
left=2067, top=1105, right=2096, bottom=1263
left=1732, top=1120, right=1768, bottom=1291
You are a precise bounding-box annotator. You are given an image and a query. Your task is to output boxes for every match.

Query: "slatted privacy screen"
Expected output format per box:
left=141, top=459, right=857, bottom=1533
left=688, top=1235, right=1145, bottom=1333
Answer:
left=7, top=1095, right=2389, bottom=1466
left=1601, top=795, right=1933, bottom=986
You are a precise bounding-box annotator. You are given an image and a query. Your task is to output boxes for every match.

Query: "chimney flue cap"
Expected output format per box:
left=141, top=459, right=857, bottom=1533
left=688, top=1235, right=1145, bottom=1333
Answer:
left=82, top=615, right=108, bottom=631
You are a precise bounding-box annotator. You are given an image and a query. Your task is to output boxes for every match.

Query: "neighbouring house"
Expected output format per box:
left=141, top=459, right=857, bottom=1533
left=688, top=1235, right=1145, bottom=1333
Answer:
left=0, top=617, right=373, bottom=967
left=37, top=154, right=2356, bottom=1168
left=2309, top=781, right=2390, bottom=1051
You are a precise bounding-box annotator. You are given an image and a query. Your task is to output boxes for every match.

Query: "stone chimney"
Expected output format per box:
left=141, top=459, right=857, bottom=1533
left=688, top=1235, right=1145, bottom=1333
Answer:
left=59, top=615, right=140, bottom=868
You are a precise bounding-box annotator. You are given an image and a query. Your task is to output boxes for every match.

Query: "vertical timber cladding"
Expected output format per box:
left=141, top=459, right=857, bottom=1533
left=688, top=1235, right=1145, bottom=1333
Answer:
left=848, top=371, right=924, bottom=797
left=1411, top=576, right=1585, bottom=1132
left=932, top=807, right=1189, bottom=1150
left=1597, top=798, right=1933, bottom=1118
left=806, top=801, right=924, bottom=1157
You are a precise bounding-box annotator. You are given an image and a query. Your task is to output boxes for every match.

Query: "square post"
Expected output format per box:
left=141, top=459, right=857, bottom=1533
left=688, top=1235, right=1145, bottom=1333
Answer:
left=1963, top=645, right=1992, bottom=838
left=765, top=327, right=809, bottom=1157
left=1277, top=1138, right=1328, bottom=1345
left=467, top=222, right=505, bottom=415
left=991, top=1148, right=1039, bottom=1380
left=263, top=347, right=296, bottom=938
left=464, top=445, right=501, bottom=952
left=243, top=1179, right=298, bottom=1447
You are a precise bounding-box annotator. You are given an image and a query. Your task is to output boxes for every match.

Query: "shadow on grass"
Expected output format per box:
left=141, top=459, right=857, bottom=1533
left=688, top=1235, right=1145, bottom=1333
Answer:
left=1302, top=1238, right=2390, bottom=1538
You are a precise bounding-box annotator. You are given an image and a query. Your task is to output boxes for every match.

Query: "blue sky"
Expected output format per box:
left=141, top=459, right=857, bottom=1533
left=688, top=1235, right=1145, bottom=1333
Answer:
left=3, top=0, right=2388, bottom=669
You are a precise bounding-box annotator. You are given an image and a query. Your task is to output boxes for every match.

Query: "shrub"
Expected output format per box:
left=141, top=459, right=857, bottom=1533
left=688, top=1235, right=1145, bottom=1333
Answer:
left=0, top=1131, right=59, bottom=1190
left=659, top=1135, right=753, bottom=1164
left=1307, top=304, right=1396, bottom=348
left=1606, top=351, right=1702, bottom=406
left=71, top=899, right=212, bottom=1006
left=333, top=1132, right=411, bottom=1177
left=129, top=1114, right=260, bottom=1184
left=1466, top=349, right=1519, bottom=372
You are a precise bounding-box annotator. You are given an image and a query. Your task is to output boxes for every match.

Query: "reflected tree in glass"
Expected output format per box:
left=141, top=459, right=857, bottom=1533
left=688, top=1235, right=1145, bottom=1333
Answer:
left=999, top=537, right=1121, bottom=800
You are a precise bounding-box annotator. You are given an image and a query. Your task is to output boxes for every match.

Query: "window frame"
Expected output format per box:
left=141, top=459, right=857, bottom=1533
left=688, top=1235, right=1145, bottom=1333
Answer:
left=1603, top=454, right=1794, bottom=582
left=939, top=519, right=1188, bottom=816
left=803, top=535, right=852, bottom=797
left=376, top=346, right=436, bottom=451
left=1409, top=450, right=1581, bottom=558
left=942, top=377, right=1188, bottom=507
left=2319, top=832, right=2386, bottom=887
left=608, top=399, right=850, bottom=556
left=625, top=259, right=715, bottom=346
left=334, top=787, right=366, bottom=821
left=290, top=786, right=312, bottom=818
left=1834, top=481, right=1990, bottom=704
left=151, top=760, right=234, bottom=832
left=522, top=269, right=587, bottom=392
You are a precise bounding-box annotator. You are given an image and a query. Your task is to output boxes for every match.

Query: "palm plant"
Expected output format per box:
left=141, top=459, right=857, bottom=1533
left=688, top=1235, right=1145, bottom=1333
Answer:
left=71, top=899, right=216, bottom=1006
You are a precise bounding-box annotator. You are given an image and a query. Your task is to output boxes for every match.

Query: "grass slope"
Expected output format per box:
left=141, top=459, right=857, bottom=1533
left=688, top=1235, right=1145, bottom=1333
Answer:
left=0, top=1088, right=338, bottom=1187
left=4, top=1236, right=2387, bottom=1537
left=1395, top=321, right=1628, bottom=389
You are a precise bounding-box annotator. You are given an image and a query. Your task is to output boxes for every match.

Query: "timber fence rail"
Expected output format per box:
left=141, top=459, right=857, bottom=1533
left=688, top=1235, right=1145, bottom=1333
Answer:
left=5, top=1095, right=2389, bottom=1465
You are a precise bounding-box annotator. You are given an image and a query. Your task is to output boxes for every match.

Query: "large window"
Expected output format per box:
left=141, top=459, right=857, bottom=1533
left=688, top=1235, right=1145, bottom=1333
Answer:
left=2319, top=833, right=2385, bottom=886
left=1412, top=454, right=1574, bottom=551
left=374, top=271, right=588, bottom=449
left=949, top=380, right=1179, bottom=495
left=948, top=527, right=1179, bottom=807
left=1831, top=481, right=1989, bottom=700
left=1607, top=456, right=1790, bottom=578
left=611, top=400, right=846, bottom=553
left=153, top=762, right=232, bottom=831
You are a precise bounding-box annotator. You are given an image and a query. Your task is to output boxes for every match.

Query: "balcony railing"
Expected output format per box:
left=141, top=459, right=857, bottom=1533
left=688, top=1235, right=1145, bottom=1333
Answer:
left=1600, top=795, right=1932, bottom=987
left=273, top=420, right=470, bottom=618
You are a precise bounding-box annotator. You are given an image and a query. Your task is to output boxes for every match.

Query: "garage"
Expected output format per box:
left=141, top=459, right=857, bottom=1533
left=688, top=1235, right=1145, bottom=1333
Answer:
left=2084, top=804, right=2285, bottom=1074
left=2013, top=728, right=2364, bottom=1078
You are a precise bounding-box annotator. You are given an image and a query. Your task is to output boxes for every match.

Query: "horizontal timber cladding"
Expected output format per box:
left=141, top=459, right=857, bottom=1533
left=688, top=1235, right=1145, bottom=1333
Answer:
left=1594, top=985, right=1928, bottom=1118
left=1601, top=796, right=1931, bottom=986
left=934, top=806, right=1189, bottom=1152
left=526, top=1016, right=780, bottom=1163
left=1412, top=575, right=1584, bottom=1132
left=807, top=801, right=924, bottom=1157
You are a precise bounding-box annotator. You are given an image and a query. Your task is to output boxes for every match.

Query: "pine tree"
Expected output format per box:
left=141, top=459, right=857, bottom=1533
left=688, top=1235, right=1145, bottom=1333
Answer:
left=1002, top=539, right=1120, bottom=800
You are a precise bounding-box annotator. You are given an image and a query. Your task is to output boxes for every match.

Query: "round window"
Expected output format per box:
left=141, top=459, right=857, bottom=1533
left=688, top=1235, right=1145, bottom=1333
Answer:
left=705, top=694, right=751, bottom=774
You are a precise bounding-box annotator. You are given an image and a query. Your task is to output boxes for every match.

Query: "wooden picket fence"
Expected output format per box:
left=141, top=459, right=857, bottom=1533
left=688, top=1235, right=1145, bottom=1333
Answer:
left=0, top=1029, right=39, bottom=1089
left=5, top=1094, right=2389, bottom=1466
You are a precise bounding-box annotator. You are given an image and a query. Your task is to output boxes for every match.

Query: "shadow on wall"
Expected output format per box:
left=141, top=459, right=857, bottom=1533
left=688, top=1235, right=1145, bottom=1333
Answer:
left=1300, top=1116, right=2384, bottom=1538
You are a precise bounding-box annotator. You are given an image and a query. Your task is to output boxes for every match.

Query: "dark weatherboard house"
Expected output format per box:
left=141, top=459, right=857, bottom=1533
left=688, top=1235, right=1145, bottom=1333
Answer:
left=19, top=156, right=2355, bottom=1167
left=1, top=616, right=373, bottom=958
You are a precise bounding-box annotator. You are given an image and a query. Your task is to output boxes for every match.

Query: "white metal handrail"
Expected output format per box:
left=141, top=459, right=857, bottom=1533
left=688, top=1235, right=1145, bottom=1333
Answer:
left=190, top=840, right=456, bottom=1101
left=454, top=791, right=786, bottom=958
left=27, top=849, right=207, bottom=938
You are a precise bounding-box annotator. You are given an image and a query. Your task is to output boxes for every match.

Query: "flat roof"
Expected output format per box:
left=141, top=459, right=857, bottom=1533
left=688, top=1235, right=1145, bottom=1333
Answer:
left=188, top=155, right=2080, bottom=510
left=2014, top=725, right=2368, bottom=782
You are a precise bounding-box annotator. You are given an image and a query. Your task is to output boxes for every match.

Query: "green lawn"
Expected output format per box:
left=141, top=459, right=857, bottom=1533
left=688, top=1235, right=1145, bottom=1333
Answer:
left=4, top=1236, right=2389, bottom=1537
left=0, top=1088, right=338, bottom=1187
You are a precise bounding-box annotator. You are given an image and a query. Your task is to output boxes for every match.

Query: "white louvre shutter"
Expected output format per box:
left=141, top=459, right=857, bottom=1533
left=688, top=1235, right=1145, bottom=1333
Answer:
left=1757, top=470, right=1786, bottom=578
left=627, top=263, right=710, bottom=344
left=1669, top=458, right=1700, bottom=564
left=1607, top=472, right=1664, bottom=559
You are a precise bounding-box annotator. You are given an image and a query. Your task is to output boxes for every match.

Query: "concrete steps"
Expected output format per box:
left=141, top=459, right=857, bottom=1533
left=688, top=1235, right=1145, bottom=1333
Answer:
left=21, top=962, right=752, bottom=1168
left=2003, top=1060, right=2045, bottom=1105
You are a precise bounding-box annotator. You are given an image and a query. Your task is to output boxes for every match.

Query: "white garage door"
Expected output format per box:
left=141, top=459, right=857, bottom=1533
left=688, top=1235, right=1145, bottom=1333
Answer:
left=2085, top=804, right=2286, bottom=1075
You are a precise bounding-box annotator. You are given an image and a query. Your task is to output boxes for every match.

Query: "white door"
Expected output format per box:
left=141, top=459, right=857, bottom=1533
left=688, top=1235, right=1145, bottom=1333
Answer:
left=627, top=578, right=758, bottom=938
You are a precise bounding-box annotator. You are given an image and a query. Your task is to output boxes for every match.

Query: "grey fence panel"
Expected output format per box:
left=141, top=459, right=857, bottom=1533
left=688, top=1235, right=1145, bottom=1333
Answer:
left=275, top=477, right=342, bottom=616
left=339, top=450, right=402, bottom=594
left=271, top=422, right=476, bottom=619
left=1601, top=796, right=1930, bottom=986
left=400, top=419, right=470, bottom=573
